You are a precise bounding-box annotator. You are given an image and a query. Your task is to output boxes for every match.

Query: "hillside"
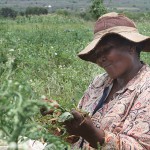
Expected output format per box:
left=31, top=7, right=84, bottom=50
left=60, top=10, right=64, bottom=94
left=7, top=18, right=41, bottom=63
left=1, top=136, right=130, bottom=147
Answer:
left=0, top=0, right=150, bottom=12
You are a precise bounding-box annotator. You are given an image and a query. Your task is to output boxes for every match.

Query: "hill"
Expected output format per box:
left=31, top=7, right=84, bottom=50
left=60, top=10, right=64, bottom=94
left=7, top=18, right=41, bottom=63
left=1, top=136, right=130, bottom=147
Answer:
left=0, top=0, right=150, bottom=12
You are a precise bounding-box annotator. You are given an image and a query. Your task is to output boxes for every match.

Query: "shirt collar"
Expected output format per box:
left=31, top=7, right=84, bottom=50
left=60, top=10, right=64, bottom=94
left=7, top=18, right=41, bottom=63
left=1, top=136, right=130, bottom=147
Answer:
left=117, top=64, right=148, bottom=94
left=105, top=64, right=149, bottom=94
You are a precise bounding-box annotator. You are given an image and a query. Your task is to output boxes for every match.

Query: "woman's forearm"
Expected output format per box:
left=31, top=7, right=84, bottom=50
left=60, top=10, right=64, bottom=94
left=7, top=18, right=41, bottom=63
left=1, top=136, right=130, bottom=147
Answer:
left=83, top=127, right=105, bottom=148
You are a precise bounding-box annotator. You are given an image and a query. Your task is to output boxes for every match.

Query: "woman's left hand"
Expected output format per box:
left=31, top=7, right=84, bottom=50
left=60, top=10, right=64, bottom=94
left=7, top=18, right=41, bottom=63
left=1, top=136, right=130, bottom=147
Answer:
left=64, top=109, right=105, bottom=148
left=64, top=109, right=93, bottom=137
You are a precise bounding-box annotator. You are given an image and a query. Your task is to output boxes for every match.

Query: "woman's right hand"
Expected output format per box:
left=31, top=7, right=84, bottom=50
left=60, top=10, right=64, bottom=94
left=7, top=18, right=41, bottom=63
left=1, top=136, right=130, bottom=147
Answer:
left=40, top=98, right=59, bottom=116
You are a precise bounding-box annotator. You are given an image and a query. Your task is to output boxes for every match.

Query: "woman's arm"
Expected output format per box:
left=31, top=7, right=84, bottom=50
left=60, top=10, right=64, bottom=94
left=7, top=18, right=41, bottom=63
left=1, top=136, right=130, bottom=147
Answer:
left=66, top=89, right=150, bottom=150
left=65, top=110, right=105, bottom=148
left=102, top=90, right=150, bottom=150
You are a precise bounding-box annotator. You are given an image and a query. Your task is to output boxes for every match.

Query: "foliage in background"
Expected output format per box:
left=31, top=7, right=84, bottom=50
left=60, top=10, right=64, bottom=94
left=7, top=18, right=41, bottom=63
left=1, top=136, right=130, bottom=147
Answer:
left=120, top=11, right=150, bottom=21
left=0, top=14, right=103, bottom=148
left=89, top=0, right=107, bottom=19
left=1, top=0, right=150, bottom=13
left=55, top=9, right=70, bottom=17
left=1, top=5, right=150, bottom=22
left=25, top=7, right=48, bottom=16
left=0, top=7, right=17, bottom=19
left=0, top=14, right=103, bottom=105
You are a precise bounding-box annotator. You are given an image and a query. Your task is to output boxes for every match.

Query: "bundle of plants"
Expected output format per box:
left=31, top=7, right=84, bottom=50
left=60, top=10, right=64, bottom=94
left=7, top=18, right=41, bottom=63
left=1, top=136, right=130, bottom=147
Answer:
left=39, top=97, right=89, bottom=144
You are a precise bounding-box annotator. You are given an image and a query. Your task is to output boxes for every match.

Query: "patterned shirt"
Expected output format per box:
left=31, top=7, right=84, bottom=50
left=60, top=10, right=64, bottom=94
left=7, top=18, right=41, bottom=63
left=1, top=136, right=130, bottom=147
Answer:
left=74, top=64, right=150, bottom=150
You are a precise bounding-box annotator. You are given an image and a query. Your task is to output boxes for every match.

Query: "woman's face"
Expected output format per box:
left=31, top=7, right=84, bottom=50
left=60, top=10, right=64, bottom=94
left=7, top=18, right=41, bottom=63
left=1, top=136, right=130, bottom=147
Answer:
left=95, top=37, right=135, bottom=79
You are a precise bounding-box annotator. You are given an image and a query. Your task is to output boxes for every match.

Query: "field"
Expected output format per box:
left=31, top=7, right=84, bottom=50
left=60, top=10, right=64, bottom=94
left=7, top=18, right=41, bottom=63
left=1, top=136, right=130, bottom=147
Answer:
left=0, top=14, right=103, bottom=149
left=0, top=14, right=104, bottom=102
left=0, top=14, right=150, bottom=149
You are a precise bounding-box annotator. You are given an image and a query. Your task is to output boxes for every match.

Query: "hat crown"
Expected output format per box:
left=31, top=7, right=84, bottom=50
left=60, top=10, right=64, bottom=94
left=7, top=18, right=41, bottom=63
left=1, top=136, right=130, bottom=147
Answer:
left=78, top=12, right=150, bottom=63
left=94, top=12, right=136, bottom=34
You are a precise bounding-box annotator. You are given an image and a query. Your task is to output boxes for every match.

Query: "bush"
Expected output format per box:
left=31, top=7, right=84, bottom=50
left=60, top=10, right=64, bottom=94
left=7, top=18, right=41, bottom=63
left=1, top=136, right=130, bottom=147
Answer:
left=19, top=11, right=25, bottom=16
left=0, top=7, right=17, bottom=19
left=89, top=0, right=107, bottom=19
left=55, top=9, right=70, bottom=16
left=0, top=57, right=68, bottom=149
left=76, top=11, right=93, bottom=21
left=25, top=7, right=48, bottom=16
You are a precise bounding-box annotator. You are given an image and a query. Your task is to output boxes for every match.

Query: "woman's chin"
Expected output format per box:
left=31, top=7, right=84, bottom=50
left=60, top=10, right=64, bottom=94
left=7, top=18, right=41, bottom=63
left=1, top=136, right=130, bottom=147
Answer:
left=107, top=71, right=119, bottom=79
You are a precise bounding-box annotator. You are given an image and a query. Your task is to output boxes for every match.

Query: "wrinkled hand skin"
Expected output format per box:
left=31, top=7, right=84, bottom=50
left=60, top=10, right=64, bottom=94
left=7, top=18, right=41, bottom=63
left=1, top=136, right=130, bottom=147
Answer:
left=65, top=110, right=93, bottom=136
left=65, top=110, right=105, bottom=148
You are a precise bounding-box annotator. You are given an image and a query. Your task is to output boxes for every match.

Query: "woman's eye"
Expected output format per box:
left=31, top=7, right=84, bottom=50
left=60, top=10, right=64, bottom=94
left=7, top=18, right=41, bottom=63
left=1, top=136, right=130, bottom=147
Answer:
left=95, top=45, right=114, bottom=59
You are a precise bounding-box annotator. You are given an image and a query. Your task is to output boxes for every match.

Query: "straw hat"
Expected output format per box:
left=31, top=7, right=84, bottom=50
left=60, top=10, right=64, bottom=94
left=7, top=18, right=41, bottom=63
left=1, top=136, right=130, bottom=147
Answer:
left=78, top=12, right=150, bottom=63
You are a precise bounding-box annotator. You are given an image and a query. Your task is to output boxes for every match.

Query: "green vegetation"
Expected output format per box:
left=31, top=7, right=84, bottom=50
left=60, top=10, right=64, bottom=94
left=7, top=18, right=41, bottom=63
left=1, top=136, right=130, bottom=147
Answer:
left=0, top=14, right=102, bottom=149
left=0, top=7, right=17, bottom=19
left=90, top=0, right=107, bottom=19
left=1, top=0, right=150, bottom=21
left=25, top=7, right=48, bottom=16
left=106, top=0, right=150, bottom=12
left=0, top=13, right=150, bottom=149
left=0, top=0, right=150, bottom=13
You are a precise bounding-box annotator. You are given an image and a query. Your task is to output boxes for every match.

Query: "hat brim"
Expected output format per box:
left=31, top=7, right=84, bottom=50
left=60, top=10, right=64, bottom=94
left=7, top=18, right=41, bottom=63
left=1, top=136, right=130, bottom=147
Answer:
left=78, top=32, right=150, bottom=63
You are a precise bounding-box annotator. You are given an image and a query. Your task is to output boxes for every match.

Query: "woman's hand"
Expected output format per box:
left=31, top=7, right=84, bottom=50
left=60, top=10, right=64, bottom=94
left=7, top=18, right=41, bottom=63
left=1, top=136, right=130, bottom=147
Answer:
left=65, top=109, right=92, bottom=136
left=40, top=98, right=59, bottom=116
left=65, top=109, right=105, bottom=148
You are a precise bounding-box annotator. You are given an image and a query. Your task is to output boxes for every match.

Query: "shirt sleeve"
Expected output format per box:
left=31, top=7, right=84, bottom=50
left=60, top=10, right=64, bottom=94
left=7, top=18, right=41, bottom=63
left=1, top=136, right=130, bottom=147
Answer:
left=102, top=89, right=150, bottom=150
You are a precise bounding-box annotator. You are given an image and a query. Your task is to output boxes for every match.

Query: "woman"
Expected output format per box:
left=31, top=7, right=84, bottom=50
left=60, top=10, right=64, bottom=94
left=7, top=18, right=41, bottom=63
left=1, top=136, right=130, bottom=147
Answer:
left=64, top=12, right=150, bottom=149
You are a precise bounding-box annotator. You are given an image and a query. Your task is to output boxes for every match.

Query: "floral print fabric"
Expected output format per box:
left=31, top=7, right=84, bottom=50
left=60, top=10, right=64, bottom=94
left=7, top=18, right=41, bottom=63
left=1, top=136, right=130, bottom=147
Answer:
left=75, top=64, right=150, bottom=150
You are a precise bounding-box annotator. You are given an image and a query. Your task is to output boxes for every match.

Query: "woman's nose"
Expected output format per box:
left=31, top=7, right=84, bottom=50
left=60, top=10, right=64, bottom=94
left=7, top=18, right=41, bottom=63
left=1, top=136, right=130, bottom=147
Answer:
left=99, top=55, right=106, bottom=63
left=101, top=55, right=106, bottom=62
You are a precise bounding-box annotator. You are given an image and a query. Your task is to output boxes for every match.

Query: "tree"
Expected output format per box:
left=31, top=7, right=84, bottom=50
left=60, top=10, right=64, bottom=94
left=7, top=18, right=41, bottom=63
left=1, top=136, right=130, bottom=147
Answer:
left=90, top=0, right=107, bottom=19
left=0, top=8, right=17, bottom=19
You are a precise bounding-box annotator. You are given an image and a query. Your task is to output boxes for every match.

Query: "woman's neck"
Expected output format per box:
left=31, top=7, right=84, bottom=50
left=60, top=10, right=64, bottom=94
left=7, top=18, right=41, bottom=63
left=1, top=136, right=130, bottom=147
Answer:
left=116, top=61, right=143, bottom=88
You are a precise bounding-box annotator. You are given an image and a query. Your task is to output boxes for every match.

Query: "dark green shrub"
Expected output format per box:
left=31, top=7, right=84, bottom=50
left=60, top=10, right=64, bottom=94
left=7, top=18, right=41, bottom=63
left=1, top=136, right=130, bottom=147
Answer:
left=25, top=7, right=48, bottom=16
left=55, top=9, right=70, bottom=16
left=89, top=0, right=107, bottom=19
left=0, top=7, right=17, bottom=19
left=77, top=11, right=93, bottom=21
left=20, top=11, right=25, bottom=16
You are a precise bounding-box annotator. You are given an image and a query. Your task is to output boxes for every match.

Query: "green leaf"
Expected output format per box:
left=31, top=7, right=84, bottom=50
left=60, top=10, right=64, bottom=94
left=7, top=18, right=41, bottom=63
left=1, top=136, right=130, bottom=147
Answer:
left=58, top=112, right=74, bottom=123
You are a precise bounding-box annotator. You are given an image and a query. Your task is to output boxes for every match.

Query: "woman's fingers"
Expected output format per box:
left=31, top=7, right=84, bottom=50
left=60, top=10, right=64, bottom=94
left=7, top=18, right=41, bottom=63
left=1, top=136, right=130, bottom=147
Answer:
left=65, top=109, right=90, bottom=136
left=64, top=120, right=76, bottom=135
left=71, top=109, right=83, bottom=122
left=64, top=110, right=82, bottom=135
left=40, top=98, right=59, bottom=116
